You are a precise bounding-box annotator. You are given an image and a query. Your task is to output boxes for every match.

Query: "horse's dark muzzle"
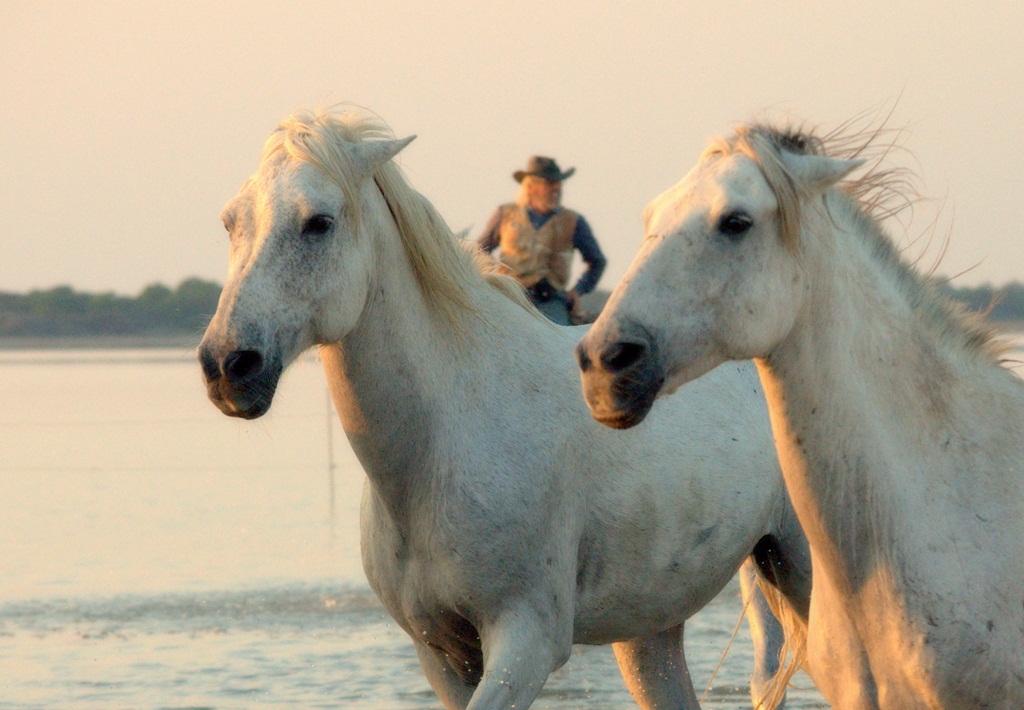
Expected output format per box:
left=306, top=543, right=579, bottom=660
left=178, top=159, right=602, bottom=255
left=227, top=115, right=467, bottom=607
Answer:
left=198, top=346, right=282, bottom=420
left=576, top=329, right=666, bottom=430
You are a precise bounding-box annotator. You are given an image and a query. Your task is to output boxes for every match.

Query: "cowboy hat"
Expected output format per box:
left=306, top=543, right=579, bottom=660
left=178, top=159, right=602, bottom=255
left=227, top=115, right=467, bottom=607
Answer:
left=513, top=156, right=575, bottom=183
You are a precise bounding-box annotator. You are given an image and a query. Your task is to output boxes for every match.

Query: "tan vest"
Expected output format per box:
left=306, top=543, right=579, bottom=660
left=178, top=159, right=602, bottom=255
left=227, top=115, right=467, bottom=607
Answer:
left=496, top=205, right=579, bottom=290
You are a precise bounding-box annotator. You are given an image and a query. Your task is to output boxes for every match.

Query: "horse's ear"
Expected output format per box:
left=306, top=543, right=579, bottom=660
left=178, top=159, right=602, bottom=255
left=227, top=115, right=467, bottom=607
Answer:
left=352, top=135, right=417, bottom=178
left=781, top=153, right=865, bottom=194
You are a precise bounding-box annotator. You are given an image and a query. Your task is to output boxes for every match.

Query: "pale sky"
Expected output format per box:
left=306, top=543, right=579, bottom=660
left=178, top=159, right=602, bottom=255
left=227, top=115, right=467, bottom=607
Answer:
left=2, top=2, right=1022, bottom=295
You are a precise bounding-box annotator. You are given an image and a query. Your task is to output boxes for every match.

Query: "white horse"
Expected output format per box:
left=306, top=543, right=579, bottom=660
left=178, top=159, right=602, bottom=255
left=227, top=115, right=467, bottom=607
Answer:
left=198, top=107, right=812, bottom=709
left=576, top=121, right=1024, bottom=708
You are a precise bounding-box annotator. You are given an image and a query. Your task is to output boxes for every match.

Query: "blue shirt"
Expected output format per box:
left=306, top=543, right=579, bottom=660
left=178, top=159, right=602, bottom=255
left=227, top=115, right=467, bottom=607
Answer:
left=476, top=206, right=607, bottom=295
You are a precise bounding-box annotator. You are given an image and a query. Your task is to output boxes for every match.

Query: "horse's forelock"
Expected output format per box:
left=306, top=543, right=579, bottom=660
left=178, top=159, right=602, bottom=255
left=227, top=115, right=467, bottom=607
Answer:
left=728, top=126, right=806, bottom=253
left=262, top=109, right=379, bottom=230
left=718, top=122, right=901, bottom=254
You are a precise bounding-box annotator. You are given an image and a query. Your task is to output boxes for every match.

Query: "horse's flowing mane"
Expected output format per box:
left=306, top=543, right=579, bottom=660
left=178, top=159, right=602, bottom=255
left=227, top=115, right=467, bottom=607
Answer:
left=707, top=119, right=1009, bottom=363
left=262, top=107, right=537, bottom=333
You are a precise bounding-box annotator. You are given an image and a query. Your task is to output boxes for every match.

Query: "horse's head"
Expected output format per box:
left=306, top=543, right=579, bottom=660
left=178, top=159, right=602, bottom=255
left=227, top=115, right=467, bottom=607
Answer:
left=576, top=126, right=862, bottom=429
left=198, top=110, right=414, bottom=419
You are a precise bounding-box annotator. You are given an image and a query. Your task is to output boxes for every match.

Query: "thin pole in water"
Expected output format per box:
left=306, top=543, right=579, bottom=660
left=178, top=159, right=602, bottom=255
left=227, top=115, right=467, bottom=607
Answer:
left=325, top=386, right=337, bottom=526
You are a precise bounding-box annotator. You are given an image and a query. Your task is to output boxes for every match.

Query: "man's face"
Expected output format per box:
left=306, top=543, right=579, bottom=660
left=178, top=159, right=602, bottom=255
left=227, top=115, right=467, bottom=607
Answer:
left=528, top=178, right=562, bottom=214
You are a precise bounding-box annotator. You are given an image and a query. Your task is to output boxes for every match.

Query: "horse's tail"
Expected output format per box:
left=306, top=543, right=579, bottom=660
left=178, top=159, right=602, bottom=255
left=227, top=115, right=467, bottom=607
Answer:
left=753, top=575, right=808, bottom=710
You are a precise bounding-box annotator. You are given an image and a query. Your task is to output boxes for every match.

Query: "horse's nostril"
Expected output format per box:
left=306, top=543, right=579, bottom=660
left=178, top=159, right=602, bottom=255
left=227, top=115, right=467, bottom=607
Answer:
left=576, top=343, right=593, bottom=372
left=198, top=349, right=221, bottom=382
left=602, top=341, right=647, bottom=373
left=223, top=350, right=264, bottom=383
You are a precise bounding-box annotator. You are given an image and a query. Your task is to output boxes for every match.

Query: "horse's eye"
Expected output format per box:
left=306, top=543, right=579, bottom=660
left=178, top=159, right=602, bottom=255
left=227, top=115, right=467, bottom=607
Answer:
left=303, top=214, right=334, bottom=238
left=717, top=211, right=753, bottom=240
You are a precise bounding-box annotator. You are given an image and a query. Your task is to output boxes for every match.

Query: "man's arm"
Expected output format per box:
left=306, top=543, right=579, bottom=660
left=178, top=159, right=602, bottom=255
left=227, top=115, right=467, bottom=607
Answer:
left=570, top=215, right=607, bottom=299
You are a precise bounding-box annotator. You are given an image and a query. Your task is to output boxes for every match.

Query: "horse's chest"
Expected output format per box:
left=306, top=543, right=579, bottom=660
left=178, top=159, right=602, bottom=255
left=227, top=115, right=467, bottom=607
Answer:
left=359, top=495, right=490, bottom=611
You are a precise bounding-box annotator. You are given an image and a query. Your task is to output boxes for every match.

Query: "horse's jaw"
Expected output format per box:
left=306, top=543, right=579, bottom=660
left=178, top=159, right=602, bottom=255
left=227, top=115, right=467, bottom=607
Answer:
left=659, top=348, right=727, bottom=397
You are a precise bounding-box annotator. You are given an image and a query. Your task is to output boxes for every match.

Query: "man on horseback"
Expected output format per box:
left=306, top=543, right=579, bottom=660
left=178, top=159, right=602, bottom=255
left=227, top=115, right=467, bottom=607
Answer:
left=477, top=156, right=606, bottom=324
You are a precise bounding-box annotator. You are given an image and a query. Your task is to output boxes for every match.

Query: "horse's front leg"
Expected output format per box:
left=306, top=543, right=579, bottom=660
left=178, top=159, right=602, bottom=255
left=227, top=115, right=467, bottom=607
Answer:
left=612, top=624, right=701, bottom=710
left=464, top=606, right=573, bottom=710
left=414, top=642, right=476, bottom=710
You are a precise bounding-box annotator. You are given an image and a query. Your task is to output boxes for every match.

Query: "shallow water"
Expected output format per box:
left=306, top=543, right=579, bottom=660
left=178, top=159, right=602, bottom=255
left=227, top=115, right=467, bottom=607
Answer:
left=22, top=339, right=1021, bottom=707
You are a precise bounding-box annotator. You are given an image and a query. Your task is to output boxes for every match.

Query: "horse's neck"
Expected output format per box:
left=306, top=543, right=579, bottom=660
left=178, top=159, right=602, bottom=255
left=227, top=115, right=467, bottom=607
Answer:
left=317, top=224, right=505, bottom=508
left=757, top=205, right=967, bottom=589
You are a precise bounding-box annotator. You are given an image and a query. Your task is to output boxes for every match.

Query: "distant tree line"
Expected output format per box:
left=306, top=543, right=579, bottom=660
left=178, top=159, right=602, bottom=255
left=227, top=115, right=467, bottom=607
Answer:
left=937, top=281, right=1024, bottom=323
left=0, top=278, right=222, bottom=337
left=0, top=277, right=1021, bottom=339
left=581, top=281, right=1024, bottom=325
left=536, top=281, right=1024, bottom=325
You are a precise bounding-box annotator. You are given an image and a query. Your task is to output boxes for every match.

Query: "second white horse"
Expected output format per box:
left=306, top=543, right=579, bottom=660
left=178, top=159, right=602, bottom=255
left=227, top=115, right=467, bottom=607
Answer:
left=578, top=120, right=1024, bottom=708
